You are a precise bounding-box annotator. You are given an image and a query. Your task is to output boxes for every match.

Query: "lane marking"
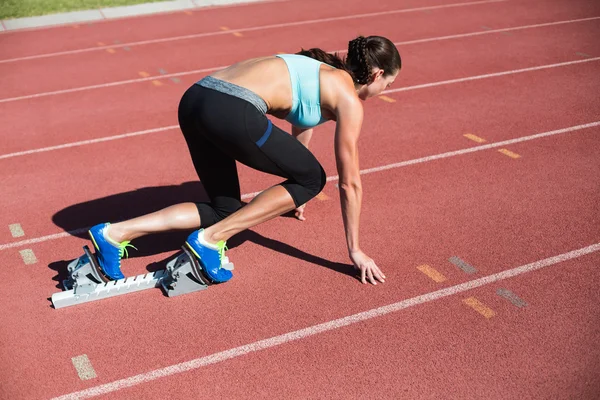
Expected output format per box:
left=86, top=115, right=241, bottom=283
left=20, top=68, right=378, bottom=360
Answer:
left=496, top=288, right=528, bottom=307
left=378, top=95, right=396, bottom=103
left=417, top=264, right=447, bottom=282
left=1, top=121, right=598, bottom=251
left=498, top=148, right=521, bottom=158
left=464, top=133, right=486, bottom=143
left=2, top=20, right=599, bottom=104
left=138, top=71, right=150, bottom=77
left=151, top=80, right=163, bottom=86
left=382, top=57, right=600, bottom=95
left=71, top=355, right=97, bottom=381
left=576, top=52, right=592, bottom=58
left=170, top=77, right=181, bottom=83
left=73, top=25, right=80, bottom=29
left=315, top=192, right=329, bottom=201
left=96, top=42, right=105, bottom=46
left=9, top=223, right=24, bottom=237
left=123, top=46, right=131, bottom=51
left=233, top=32, right=243, bottom=37
left=19, top=249, right=37, bottom=265
left=463, top=297, right=496, bottom=318
left=50, top=243, right=600, bottom=400
left=0, top=125, right=178, bottom=161
left=158, top=69, right=167, bottom=75
left=106, top=49, right=116, bottom=54
left=449, top=256, right=477, bottom=274
left=1, top=67, right=596, bottom=160
left=184, top=11, right=193, bottom=16
left=0, top=0, right=508, bottom=64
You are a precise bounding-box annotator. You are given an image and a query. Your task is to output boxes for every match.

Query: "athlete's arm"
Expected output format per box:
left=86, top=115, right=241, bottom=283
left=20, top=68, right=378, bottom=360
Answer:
left=292, top=126, right=313, bottom=148
left=333, top=76, right=386, bottom=285
left=334, top=92, right=364, bottom=254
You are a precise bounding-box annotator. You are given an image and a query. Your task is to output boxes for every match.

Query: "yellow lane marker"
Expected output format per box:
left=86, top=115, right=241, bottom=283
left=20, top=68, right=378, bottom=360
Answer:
left=72, top=355, right=97, bottom=380
left=464, top=133, right=486, bottom=143
left=138, top=71, right=150, bottom=77
left=498, top=148, right=521, bottom=159
left=151, top=80, right=163, bottom=86
left=184, top=11, right=193, bottom=15
left=19, top=249, right=37, bottom=265
left=378, top=95, right=396, bottom=103
left=9, top=223, right=25, bottom=238
left=220, top=26, right=242, bottom=37
left=416, top=264, right=447, bottom=283
left=97, top=42, right=105, bottom=46
left=462, top=297, right=496, bottom=318
left=106, top=48, right=116, bottom=54
left=316, top=192, right=329, bottom=201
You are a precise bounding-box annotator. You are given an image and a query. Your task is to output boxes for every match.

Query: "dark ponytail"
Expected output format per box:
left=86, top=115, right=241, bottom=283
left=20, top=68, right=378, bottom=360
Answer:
left=296, top=47, right=347, bottom=71
left=296, top=35, right=401, bottom=85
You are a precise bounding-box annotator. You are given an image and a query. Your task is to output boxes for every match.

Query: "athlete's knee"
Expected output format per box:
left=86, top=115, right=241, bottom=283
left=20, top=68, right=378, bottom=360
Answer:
left=302, top=161, right=327, bottom=200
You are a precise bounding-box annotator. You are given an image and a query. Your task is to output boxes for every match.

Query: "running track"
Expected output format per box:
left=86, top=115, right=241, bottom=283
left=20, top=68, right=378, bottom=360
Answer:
left=0, top=0, right=599, bottom=398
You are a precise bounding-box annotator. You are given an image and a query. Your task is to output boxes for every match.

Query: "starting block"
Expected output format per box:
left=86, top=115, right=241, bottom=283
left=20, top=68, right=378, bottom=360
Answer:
left=51, top=245, right=232, bottom=309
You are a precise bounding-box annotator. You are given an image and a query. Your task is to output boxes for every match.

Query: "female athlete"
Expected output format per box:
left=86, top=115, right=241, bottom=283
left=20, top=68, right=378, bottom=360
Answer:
left=87, top=35, right=401, bottom=286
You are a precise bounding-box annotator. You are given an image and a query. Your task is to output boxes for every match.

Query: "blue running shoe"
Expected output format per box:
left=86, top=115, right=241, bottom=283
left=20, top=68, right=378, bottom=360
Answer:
left=88, top=223, right=136, bottom=280
left=185, top=229, right=232, bottom=283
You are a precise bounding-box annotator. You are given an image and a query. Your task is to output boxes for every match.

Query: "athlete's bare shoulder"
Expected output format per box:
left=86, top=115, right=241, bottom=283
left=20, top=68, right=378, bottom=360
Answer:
left=320, top=67, right=362, bottom=114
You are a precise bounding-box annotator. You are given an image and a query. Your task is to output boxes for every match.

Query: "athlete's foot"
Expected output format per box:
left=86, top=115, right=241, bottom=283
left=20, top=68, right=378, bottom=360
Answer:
left=88, top=223, right=137, bottom=280
left=185, top=229, right=233, bottom=283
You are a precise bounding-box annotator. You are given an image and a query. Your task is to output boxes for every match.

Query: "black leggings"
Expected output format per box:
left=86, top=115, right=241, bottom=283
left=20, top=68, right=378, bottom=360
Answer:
left=178, top=83, right=326, bottom=228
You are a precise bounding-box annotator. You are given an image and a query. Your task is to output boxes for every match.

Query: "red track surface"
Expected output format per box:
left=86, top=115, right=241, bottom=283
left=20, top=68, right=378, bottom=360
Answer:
left=1, top=0, right=599, bottom=398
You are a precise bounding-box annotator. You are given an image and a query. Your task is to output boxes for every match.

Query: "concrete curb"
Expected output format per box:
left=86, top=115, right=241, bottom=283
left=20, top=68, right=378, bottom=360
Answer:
left=1, top=0, right=270, bottom=32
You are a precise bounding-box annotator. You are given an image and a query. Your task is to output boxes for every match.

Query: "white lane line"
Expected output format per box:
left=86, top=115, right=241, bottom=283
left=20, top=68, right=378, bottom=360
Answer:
left=1, top=15, right=596, bottom=104
left=9, top=223, right=25, bottom=237
left=0, top=126, right=178, bottom=160
left=0, top=0, right=505, bottom=64
left=324, top=121, right=600, bottom=181
left=71, top=355, right=98, bottom=381
left=1, top=121, right=598, bottom=252
left=0, top=229, right=85, bottom=251
left=383, top=57, right=600, bottom=94
left=51, top=242, right=600, bottom=400
left=1, top=57, right=598, bottom=161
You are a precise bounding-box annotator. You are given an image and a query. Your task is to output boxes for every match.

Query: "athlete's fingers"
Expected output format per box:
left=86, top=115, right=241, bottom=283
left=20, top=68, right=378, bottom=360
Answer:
left=373, top=264, right=385, bottom=283
left=367, top=267, right=376, bottom=285
left=361, top=266, right=366, bottom=284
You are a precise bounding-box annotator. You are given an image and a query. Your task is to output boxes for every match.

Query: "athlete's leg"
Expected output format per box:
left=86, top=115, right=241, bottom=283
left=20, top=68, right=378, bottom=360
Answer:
left=107, top=83, right=243, bottom=243
left=89, top=84, right=242, bottom=279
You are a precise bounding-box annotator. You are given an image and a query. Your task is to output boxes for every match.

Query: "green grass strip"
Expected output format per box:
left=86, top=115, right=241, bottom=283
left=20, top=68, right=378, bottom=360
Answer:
left=1, top=0, right=171, bottom=19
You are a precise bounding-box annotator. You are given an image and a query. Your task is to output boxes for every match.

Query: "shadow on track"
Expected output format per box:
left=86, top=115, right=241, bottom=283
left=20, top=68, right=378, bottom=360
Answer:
left=49, top=181, right=356, bottom=286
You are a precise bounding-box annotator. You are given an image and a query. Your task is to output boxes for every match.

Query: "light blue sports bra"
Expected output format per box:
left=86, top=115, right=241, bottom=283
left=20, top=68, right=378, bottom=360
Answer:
left=276, top=54, right=329, bottom=129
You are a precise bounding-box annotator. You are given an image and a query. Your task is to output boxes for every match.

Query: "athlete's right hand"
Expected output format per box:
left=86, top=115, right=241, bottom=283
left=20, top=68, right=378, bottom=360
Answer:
left=350, top=250, right=386, bottom=285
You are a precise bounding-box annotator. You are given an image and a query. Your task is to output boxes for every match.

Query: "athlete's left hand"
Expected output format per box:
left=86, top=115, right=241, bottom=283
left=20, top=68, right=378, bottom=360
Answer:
left=294, top=204, right=306, bottom=221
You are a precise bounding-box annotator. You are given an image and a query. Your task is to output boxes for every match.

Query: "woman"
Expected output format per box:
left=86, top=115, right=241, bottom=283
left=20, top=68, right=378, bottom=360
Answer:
left=88, top=35, right=401, bottom=286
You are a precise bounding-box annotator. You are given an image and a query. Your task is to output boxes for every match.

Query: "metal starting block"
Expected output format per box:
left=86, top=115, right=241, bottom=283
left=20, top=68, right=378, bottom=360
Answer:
left=51, top=245, right=228, bottom=309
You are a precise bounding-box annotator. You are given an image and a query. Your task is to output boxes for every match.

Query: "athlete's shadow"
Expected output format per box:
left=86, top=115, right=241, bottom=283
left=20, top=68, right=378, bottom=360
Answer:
left=50, top=182, right=356, bottom=285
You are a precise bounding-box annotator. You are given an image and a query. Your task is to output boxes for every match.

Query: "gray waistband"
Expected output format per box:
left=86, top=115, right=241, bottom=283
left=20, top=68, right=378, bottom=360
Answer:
left=196, top=76, right=268, bottom=114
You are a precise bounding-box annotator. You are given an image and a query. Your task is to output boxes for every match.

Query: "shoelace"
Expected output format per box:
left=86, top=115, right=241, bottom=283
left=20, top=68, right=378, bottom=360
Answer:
left=118, top=241, right=138, bottom=259
left=216, top=240, right=228, bottom=262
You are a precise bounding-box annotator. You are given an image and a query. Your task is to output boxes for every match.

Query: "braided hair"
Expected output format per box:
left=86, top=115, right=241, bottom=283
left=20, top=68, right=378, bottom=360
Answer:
left=346, top=36, right=371, bottom=84
left=296, top=35, right=401, bottom=86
